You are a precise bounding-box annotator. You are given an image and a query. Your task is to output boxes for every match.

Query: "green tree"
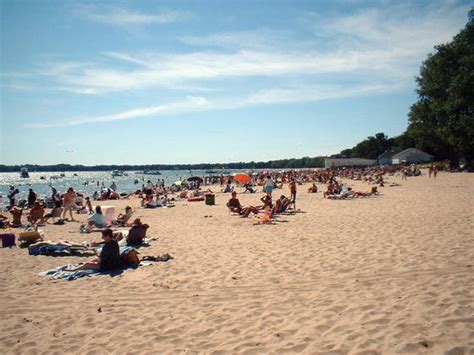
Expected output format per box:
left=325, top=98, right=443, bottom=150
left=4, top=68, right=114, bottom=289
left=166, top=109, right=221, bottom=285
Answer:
left=407, top=12, right=474, bottom=167
left=351, top=132, right=394, bottom=159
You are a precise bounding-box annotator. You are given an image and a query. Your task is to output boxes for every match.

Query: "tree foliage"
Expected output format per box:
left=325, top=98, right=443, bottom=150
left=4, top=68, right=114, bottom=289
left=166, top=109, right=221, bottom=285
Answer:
left=407, top=14, right=474, bottom=166
left=0, top=156, right=326, bottom=173
left=350, top=133, right=395, bottom=159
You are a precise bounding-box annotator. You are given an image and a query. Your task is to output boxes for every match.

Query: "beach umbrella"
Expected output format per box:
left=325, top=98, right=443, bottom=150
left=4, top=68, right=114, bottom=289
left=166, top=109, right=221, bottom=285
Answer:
left=174, top=180, right=182, bottom=186
left=187, top=176, right=203, bottom=182
left=234, top=173, right=251, bottom=184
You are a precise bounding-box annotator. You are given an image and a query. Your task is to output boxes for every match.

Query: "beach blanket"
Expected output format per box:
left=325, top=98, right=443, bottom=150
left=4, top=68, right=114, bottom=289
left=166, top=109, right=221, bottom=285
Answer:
left=39, top=266, right=123, bottom=281
left=39, top=260, right=157, bottom=281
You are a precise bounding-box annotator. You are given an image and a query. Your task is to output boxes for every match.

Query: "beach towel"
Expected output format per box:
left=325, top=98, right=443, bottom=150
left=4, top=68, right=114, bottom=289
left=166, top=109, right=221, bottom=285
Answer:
left=39, top=258, right=157, bottom=281
left=39, top=266, right=124, bottom=281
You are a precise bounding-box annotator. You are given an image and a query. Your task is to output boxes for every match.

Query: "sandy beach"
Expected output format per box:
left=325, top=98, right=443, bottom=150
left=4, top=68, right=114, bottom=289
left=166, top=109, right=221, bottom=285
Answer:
left=0, top=172, right=473, bottom=354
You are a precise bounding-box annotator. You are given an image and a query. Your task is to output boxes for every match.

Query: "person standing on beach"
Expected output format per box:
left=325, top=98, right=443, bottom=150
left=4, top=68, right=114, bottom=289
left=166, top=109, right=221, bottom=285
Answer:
left=27, top=188, right=37, bottom=207
left=428, top=165, right=433, bottom=178
left=62, top=188, right=76, bottom=221
left=145, top=180, right=154, bottom=195
left=8, top=185, right=19, bottom=207
left=433, top=164, right=439, bottom=178
left=264, top=175, right=274, bottom=199
left=289, top=178, right=297, bottom=209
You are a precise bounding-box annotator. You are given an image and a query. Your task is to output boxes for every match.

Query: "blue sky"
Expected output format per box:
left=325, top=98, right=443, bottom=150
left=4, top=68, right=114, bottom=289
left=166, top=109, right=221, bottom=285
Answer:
left=0, top=0, right=471, bottom=165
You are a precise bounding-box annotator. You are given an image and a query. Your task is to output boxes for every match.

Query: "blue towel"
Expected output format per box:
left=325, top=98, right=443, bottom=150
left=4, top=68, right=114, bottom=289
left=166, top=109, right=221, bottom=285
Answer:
left=39, top=260, right=155, bottom=281
left=39, top=265, right=123, bottom=281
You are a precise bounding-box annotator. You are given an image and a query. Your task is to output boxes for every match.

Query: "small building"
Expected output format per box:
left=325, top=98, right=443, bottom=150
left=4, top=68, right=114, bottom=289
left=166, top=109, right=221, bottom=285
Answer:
left=324, top=158, right=377, bottom=168
left=378, top=148, right=402, bottom=165
left=391, top=148, right=433, bottom=165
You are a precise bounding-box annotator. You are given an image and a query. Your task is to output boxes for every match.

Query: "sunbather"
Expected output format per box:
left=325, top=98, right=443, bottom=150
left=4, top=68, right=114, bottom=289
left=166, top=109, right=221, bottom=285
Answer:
left=254, top=206, right=273, bottom=225
left=227, top=192, right=259, bottom=218
left=65, top=229, right=121, bottom=271
left=27, top=202, right=45, bottom=225
left=40, top=206, right=64, bottom=224
left=9, top=206, right=23, bottom=228
left=126, top=218, right=149, bottom=246
left=113, top=206, right=133, bottom=226
left=0, top=213, right=10, bottom=228
left=28, top=240, right=90, bottom=256
left=308, top=183, right=318, bottom=193
left=88, top=205, right=107, bottom=228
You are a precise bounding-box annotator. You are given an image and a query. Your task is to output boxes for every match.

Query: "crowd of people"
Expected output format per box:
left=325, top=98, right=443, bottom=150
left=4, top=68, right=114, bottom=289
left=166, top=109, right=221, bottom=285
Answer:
left=0, top=164, right=433, bottom=272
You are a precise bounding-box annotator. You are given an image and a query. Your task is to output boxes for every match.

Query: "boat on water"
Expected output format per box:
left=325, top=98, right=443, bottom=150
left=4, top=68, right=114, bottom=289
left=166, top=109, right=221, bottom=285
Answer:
left=143, top=170, right=161, bottom=175
left=112, top=170, right=126, bottom=177
left=205, top=170, right=218, bottom=174
left=20, top=167, right=30, bottom=178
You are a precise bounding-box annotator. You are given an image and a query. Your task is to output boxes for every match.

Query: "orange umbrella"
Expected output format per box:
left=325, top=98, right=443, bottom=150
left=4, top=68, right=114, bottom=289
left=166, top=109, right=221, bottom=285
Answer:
left=234, top=173, right=251, bottom=184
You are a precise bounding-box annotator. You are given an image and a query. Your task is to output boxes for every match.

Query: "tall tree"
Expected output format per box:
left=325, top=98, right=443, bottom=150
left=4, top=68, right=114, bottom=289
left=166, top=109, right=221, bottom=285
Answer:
left=407, top=11, right=474, bottom=167
left=351, top=132, right=394, bottom=159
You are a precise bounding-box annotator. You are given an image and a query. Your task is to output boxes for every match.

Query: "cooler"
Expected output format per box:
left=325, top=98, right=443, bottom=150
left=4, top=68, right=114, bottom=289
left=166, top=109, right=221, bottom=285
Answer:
left=205, top=194, right=215, bottom=206
left=1, top=233, right=16, bottom=248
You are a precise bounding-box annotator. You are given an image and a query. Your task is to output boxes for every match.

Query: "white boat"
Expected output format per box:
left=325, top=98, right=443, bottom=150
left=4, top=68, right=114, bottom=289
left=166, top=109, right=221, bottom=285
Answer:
left=20, top=167, right=30, bottom=178
left=143, top=170, right=161, bottom=175
left=112, top=170, right=125, bottom=177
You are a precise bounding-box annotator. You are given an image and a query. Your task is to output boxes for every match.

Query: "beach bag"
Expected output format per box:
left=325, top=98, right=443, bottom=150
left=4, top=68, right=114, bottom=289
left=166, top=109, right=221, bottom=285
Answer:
left=18, top=230, right=42, bottom=243
left=121, top=249, right=140, bottom=267
left=1, top=233, right=16, bottom=248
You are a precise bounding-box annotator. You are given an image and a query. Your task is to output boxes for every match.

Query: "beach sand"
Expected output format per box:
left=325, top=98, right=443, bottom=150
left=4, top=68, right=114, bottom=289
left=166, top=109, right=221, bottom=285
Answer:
left=0, top=172, right=473, bottom=354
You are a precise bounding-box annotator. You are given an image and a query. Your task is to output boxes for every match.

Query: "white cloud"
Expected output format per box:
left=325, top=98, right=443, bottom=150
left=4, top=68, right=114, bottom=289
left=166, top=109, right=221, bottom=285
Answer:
left=24, top=82, right=399, bottom=128
left=38, top=1, right=469, bottom=96
left=25, top=96, right=211, bottom=128
left=75, top=4, right=188, bottom=26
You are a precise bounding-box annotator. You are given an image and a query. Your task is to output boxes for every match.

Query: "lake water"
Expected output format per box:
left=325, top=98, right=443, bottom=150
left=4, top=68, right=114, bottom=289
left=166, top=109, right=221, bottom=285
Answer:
left=0, top=169, right=231, bottom=203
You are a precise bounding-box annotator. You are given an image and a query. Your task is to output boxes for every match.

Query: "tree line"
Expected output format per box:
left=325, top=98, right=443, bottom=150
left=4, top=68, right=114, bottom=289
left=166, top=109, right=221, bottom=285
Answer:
left=335, top=10, right=473, bottom=168
left=0, top=157, right=326, bottom=173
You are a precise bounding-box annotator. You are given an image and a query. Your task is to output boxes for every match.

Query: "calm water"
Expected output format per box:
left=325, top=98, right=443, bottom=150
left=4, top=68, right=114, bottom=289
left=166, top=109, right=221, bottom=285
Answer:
left=0, top=170, right=230, bottom=202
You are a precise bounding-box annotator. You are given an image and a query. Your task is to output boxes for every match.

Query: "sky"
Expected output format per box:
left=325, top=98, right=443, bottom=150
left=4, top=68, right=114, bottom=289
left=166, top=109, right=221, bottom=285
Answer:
left=0, top=0, right=471, bottom=165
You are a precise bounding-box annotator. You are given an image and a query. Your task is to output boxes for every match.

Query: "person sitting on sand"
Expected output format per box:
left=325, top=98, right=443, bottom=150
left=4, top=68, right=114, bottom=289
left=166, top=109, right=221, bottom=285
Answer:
left=66, top=229, right=121, bottom=272
left=254, top=205, right=273, bottom=225
left=126, top=218, right=150, bottom=246
left=27, top=202, right=45, bottom=225
left=113, top=206, right=133, bottom=226
left=243, top=183, right=255, bottom=193
left=272, top=195, right=292, bottom=215
left=0, top=213, right=10, bottom=228
left=40, top=206, right=63, bottom=225
left=260, top=194, right=272, bottom=209
left=223, top=183, right=234, bottom=193
left=9, top=206, right=23, bottom=228
left=227, top=192, right=259, bottom=218
left=88, top=205, right=107, bottom=228
left=308, top=183, right=318, bottom=193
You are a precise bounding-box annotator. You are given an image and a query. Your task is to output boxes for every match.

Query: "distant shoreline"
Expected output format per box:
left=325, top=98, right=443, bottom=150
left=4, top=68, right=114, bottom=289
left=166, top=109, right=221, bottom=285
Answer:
left=0, top=157, right=326, bottom=173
